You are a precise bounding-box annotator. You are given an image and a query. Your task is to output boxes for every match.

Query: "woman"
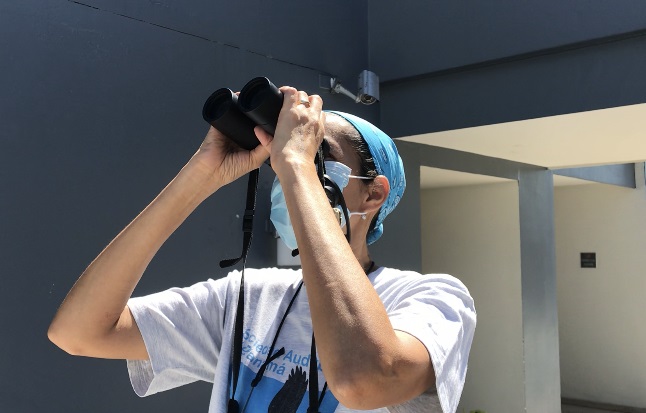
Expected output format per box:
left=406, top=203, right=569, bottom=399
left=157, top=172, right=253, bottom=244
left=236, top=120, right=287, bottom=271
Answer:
left=48, top=87, right=476, bottom=413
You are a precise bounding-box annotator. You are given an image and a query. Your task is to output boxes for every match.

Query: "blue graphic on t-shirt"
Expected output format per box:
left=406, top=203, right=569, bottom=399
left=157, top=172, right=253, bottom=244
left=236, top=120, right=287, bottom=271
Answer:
left=234, top=364, right=339, bottom=413
left=232, top=328, right=339, bottom=412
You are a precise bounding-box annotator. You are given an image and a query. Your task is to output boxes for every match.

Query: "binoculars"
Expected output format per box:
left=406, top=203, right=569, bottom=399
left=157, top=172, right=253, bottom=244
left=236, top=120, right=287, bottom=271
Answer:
left=203, top=77, right=351, bottom=249
left=202, top=77, right=283, bottom=150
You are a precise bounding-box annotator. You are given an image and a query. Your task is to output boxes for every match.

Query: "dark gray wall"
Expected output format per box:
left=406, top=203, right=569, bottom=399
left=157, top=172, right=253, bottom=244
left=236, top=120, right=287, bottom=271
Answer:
left=74, top=0, right=369, bottom=81
left=6, top=1, right=646, bottom=411
left=380, top=33, right=646, bottom=137
left=0, top=1, right=371, bottom=412
left=368, top=1, right=646, bottom=136
left=369, top=0, right=646, bottom=82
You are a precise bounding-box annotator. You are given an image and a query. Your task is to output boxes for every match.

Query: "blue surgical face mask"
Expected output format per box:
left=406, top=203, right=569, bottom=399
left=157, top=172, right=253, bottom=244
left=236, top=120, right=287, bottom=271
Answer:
left=270, top=176, right=298, bottom=250
left=325, top=161, right=372, bottom=229
left=324, top=161, right=352, bottom=191
left=270, top=161, right=371, bottom=249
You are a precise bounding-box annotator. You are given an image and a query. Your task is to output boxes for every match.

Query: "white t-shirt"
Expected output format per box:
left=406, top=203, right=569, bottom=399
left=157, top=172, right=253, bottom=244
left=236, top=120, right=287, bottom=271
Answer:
left=127, top=267, right=476, bottom=413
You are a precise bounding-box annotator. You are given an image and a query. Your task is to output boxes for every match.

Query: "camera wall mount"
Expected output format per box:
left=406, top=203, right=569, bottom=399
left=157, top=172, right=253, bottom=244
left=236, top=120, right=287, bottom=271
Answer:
left=319, top=70, right=380, bottom=105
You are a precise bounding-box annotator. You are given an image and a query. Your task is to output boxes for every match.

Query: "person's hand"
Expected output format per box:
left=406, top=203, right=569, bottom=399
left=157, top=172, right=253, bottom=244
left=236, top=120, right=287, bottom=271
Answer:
left=186, top=125, right=270, bottom=195
left=254, top=87, right=325, bottom=179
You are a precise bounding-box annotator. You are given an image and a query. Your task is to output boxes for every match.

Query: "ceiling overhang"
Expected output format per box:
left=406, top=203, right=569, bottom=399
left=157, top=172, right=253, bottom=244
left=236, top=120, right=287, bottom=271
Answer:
left=398, top=103, right=646, bottom=188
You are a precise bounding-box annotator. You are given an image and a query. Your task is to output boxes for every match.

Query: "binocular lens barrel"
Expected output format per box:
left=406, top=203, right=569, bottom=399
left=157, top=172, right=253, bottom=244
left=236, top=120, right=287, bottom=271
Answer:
left=202, top=88, right=260, bottom=150
left=239, top=77, right=283, bottom=136
left=202, top=77, right=283, bottom=151
left=202, top=88, right=232, bottom=121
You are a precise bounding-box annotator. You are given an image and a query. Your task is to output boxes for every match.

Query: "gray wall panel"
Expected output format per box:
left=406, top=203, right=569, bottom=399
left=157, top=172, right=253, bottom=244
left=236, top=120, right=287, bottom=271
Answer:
left=70, top=0, right=369, bottom=82
left=0, top=1, right=370, bottom=412
left=554, top=163, right=637, bottom=188
left=369, top=0, right=646, bottom=82
left=380, top=34, right=646, bottom=138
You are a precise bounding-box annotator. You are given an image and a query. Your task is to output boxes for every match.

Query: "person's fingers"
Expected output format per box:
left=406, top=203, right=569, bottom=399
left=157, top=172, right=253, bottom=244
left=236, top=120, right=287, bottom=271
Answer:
left=254, top=126, right=273, bottom=149
left=248, top=139, right=270, bottom=167
left=279, top=86, right=297, bottom=110
left=317, top=110, right=326, bottom=138
left=295, top=91, right=310, bottom=109
left=309, top=94, right=323, bottom=111
left=199, top=126, right=225, bottom=150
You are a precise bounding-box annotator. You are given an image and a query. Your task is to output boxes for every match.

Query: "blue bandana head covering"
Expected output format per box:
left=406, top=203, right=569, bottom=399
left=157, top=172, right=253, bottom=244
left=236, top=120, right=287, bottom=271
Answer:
left=326, top=111, right=406, bottom=244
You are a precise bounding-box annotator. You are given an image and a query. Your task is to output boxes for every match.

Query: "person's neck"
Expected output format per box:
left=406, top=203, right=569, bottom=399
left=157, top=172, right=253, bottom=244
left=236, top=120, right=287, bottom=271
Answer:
left=351, top=241, right=373, bottom=274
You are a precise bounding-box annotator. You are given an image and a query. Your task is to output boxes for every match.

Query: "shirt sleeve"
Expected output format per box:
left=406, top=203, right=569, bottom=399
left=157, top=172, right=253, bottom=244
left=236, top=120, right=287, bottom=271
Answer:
left=126, top=277, right=229, bottom=397
left=386, top=273, right=476, bottom=413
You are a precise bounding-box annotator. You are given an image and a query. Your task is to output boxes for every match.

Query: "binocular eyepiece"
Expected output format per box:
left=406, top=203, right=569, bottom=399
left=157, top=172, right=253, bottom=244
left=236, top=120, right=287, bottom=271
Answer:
left=202, top=77, right=283, bottom=150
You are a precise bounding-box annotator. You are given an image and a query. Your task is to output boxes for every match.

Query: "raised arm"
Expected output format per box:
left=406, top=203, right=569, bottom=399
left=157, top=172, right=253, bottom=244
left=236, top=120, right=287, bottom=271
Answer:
left=257, top=88, right=435, bottom=409
left=47, top=127, right=269, bottom=360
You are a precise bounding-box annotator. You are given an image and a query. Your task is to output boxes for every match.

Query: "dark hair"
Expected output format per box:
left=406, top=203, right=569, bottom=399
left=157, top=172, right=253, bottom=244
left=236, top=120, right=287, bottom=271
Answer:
left=327, top=113, right=378, bottom=178
left=346, top=133, right=378, bottom=180
left=328, top=113, right=380, bottom=233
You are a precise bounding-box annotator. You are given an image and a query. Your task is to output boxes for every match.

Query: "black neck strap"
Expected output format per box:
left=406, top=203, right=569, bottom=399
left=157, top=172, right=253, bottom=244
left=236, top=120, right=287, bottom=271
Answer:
left=227, top=270, right=244, bottom=413
left=250, top=281, right=304, bottom=388
left=222, top=168, right=259, bottom=413
left=307, top=333, right=321, bottom=413
left=220, top=168, right=259, bottom=269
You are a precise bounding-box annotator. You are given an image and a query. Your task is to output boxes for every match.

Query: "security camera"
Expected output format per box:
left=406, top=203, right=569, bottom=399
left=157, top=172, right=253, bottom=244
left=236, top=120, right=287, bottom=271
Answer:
left=357, top=70, right=379, bottom=105
left=321, top=70, right=380, bottom=105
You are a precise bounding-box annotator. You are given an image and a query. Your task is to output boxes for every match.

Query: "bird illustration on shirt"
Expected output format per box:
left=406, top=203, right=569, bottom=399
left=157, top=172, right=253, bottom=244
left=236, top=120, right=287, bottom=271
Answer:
left=267, top=366, right=309, bottom=413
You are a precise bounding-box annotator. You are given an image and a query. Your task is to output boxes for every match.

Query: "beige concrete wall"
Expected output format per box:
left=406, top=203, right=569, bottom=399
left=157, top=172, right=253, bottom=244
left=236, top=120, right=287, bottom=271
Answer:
left=555, top=182, right=646, bottom=407
left=421, top=181, right=525, bottom=413
left=422, top=175, right=646, bottom=411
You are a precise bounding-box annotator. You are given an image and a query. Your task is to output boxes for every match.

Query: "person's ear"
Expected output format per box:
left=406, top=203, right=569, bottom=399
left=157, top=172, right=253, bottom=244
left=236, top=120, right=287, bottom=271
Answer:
left=363, top=175, right=389, bottom=214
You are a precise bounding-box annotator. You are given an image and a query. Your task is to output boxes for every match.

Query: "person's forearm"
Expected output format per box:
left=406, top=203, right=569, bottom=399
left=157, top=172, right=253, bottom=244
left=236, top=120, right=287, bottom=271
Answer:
left=48, top=164, right=217, bottom=355
left=277, top=161, right=402, bottom=408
